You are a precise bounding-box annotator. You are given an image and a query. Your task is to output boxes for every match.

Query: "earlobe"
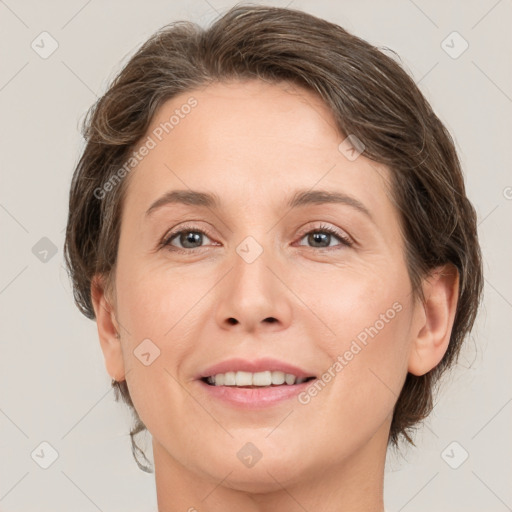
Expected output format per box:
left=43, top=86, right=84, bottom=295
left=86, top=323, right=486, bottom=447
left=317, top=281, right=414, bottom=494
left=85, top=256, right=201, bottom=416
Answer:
left=408, top=264, right=460, bottom=377
left=91, top=274, right=126, bottom=382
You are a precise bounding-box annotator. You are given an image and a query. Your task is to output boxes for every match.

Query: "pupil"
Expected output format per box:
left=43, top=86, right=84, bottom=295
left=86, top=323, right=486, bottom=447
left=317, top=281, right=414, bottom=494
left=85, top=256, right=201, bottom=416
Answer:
left=310, top=232, right=329, bottom=247
left=182, top=231, right=202, bottom=248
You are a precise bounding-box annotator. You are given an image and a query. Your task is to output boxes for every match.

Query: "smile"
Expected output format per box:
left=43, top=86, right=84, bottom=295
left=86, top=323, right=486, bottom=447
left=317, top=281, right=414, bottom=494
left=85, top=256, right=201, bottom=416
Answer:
left=203, top=370, right=315, bottom=387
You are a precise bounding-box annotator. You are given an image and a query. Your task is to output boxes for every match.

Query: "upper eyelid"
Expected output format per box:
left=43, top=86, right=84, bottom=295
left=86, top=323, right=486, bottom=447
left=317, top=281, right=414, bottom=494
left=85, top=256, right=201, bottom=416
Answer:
left=164, top=222, right=346, bottom=238
left=163, top=222, right=353, bottom=247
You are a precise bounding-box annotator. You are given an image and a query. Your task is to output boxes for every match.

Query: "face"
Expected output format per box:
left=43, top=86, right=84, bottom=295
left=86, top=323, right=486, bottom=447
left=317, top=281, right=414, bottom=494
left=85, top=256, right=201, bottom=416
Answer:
left=102, top=79, right=426, bottom=491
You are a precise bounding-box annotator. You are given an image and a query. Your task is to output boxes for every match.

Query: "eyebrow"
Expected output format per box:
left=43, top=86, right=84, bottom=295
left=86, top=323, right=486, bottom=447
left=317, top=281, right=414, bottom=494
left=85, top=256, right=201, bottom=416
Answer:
left=145, top=189, right=373, bottom=221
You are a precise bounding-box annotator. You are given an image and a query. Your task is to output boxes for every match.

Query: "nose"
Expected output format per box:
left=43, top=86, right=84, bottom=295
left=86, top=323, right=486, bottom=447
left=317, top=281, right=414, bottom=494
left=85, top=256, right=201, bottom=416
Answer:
left=214, top=244, right=293, bottom=333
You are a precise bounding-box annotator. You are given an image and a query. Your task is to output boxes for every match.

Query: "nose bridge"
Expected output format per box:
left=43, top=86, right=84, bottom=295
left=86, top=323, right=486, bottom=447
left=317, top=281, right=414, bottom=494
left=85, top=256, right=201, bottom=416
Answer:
left=235, top=235, right=272, bottom=296
left=214, top=233, right=293, bottom=332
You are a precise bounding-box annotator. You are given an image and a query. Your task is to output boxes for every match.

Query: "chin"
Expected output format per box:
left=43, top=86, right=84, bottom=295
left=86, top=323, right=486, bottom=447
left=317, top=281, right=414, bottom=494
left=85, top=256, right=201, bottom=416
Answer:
left=199, top=437, right=315, bottom=492
left=209, top=462, right=305, bottom=494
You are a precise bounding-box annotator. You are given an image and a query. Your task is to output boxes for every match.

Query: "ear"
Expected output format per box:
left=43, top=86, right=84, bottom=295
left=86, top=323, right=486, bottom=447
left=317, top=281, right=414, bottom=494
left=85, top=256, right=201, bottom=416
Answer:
left=91, top=274, right=126, bottom=382
left=408, top=264, right=460, bottom=376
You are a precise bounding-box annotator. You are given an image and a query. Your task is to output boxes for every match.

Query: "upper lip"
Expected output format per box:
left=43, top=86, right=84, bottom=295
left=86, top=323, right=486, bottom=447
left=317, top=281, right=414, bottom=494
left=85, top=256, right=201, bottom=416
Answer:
left=197, top=358, right=316, bottom=380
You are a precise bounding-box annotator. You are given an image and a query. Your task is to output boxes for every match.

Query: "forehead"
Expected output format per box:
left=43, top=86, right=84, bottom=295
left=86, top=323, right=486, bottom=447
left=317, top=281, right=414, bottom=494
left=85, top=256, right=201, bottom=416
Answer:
left=121, top=79, right=396, bottom=228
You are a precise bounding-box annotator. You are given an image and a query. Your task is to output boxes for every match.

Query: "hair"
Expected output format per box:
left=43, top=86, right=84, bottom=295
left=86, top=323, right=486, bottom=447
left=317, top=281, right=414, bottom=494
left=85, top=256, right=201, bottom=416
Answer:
left=64, top=3, right=483, bottom=471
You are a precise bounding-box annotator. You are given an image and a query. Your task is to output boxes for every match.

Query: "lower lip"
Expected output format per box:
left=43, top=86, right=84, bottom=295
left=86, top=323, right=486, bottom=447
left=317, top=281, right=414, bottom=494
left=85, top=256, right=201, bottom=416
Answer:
left=197, top=379, right=315, bottom=409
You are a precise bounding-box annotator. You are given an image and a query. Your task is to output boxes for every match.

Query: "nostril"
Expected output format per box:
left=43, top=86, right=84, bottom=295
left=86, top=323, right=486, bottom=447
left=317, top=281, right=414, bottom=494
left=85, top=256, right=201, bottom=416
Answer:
left=227, top=318, right=238, bottom=325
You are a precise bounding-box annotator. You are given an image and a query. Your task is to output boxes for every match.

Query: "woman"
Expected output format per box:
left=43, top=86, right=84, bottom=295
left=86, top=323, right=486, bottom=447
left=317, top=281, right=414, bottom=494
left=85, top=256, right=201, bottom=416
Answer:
left=64, top=5, right=482, bottom=511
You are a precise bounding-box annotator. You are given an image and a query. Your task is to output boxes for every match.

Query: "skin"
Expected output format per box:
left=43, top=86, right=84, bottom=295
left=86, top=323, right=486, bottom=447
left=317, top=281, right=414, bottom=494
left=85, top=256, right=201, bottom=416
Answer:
left=91, top=79, right=459, bottom=512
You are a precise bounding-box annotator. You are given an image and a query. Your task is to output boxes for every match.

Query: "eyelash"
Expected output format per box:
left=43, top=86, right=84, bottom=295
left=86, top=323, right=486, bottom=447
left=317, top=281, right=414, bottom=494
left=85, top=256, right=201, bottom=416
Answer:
left=160, top=223, right=353, bottom=254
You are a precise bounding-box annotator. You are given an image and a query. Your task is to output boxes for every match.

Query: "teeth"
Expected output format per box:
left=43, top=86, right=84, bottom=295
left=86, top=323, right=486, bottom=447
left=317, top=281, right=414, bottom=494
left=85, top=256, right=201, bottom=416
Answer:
left=285, top=373, right=296, bottom=385
left=271, top=370, right=285, bottom=385
left=224, top=371, right=236, bottom=386
left=236, top=371, right=253, bottom=386
left=252, top=371, right=271, bottom=386
left=206, top=370, right=310, bottom=387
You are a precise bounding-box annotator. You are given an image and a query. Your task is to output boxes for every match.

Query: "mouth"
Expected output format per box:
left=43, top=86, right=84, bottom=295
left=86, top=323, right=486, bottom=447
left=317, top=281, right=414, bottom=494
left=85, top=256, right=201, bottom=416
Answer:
left=195, top=358, right=317, bottom=408
left=201, top=371, right=316, bottom=388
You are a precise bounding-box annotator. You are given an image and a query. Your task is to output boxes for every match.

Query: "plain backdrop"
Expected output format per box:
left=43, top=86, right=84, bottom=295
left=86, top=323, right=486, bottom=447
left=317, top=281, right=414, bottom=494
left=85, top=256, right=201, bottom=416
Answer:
left=1, top=0, right=511, bottom=511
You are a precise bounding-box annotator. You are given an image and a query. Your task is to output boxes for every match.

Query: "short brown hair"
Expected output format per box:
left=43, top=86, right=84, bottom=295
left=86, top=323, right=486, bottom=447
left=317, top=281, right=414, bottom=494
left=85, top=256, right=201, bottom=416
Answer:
left=64, top=4, right=483, bottom=470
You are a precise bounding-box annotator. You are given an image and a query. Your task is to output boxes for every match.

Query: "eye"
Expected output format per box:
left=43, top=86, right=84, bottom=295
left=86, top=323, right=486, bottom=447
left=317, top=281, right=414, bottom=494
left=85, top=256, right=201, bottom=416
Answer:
left=161, top=224, right=215, bottom=252
left=160, top=222, right=353, bottom=253
left=296, top=224, right=353, bottom=249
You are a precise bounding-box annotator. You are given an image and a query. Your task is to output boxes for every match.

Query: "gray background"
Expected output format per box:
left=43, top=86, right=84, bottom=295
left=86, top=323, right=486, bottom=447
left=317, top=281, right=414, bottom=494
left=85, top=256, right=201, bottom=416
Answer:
left=1, top=0, right=511, bottom=510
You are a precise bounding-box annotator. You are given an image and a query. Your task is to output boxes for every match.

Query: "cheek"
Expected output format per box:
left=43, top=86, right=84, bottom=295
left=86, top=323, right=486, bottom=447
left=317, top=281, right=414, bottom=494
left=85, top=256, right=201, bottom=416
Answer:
left=330, top=302, right=411, bottom=437
left=112, top=264, right=197, bottom=420
left=309, top=258, right=411, bottom=353
left=305, top=265, right=413, bottom=423
left=289, top=303, right=412, bottom=471
left=115, top=259, right=202, bottom=341
left=335, top=305, right=411, bottom=399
